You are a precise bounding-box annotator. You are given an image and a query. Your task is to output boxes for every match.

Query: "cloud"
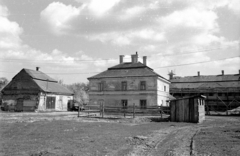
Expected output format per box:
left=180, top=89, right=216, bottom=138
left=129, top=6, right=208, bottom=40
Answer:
left=88, top=0, right=120, bottom=16
left=0, top=5, right=23, bottom=49
left=40, top=2, right=81, bottom=35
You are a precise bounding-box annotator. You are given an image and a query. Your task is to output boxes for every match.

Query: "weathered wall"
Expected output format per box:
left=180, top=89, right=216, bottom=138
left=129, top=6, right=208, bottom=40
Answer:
left=89, top=76, right=169, bottom=107
left=38, top=93, right=73, bottom=111
left=2, top=70, right=40, bottom=95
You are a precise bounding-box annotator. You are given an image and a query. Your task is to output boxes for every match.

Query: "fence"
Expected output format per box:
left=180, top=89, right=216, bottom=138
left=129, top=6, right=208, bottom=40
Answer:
left=77, top=104, right=170, bottom=118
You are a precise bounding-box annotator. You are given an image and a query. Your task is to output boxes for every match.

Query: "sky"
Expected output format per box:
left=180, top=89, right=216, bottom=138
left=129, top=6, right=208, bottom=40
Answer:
left=0, top=0, right=239, bottom=84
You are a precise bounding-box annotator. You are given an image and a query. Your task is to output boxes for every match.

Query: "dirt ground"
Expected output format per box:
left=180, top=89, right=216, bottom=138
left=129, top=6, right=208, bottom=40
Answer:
left=0, top=112, right=239, bottom=156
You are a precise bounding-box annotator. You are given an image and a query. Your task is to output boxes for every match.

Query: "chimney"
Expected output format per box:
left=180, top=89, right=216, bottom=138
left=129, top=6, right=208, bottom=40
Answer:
left=198, top=71, right=200, bottom=76
left=36, top=67, right=40, bottom=71
left=131, top=52, right=138, bottom=63
left=222, top=70, right=224, bottom=75
left=143, top=56, right=147, bottom=65
left=168, top=70, right=175, bottom=80
left=119, top=55, right=124, bottom=64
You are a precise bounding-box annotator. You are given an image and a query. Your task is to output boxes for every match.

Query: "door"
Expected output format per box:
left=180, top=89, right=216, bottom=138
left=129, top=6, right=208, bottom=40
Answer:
left=46, top=97, right=56, bottom=109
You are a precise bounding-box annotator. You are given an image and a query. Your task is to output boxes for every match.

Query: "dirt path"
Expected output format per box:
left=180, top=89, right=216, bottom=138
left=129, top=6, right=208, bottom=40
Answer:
left=112, top=126, right=199, bottom=156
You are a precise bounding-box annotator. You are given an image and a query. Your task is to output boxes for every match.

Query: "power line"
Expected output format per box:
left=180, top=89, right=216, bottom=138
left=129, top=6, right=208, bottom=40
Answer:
left=155, top=56, right=240, bottom=69
left=0, top=45, right=238, bottom=64
left=1, top=55, right=239, bottom=75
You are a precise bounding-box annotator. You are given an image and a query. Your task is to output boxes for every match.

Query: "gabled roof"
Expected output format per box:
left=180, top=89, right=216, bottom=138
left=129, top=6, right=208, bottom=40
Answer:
left=88, top=62, right=169, bottom=82
left=11, top=68, right=73, bottom=95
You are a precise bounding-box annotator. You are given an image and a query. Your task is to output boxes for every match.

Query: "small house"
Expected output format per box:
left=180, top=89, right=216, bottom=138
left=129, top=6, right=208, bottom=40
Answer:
left=170, top=95, right=206, bottom=123
left=1, top=68, right=73, bottom=112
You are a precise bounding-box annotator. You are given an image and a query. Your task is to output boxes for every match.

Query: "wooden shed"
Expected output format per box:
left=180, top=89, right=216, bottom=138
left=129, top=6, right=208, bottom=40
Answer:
left=170, top=95, right=206, bottom=123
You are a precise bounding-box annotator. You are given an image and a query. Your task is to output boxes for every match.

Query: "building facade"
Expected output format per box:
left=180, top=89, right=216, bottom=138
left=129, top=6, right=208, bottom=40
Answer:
left=170, top=70, right=240, bottom=112
left=1, top=68, right=73, bottom=112
left=88, top=53, right=171, bottom=108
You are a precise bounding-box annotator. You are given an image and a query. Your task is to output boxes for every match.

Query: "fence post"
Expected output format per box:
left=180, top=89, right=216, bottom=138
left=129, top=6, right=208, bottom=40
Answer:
left=78, top=103, right=80, bottom=117
left=102, top=103, right=104, bottom=118
left=160, top=106, right=163, bottom=119
left=133, top=103, right=135, bottom=118
left=88, top=105, right=89, bottom=117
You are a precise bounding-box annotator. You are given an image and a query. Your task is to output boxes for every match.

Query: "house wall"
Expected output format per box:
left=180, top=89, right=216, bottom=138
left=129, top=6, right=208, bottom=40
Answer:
left=38, top=93, right=73, bottom=111
left=157, top=78, right=170, bottom=106
left=89, top=76, right=169, bottom=107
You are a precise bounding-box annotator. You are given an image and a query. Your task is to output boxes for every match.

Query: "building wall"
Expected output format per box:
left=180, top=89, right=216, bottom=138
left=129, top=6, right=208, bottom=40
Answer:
left=157, top=78, right=170, bottom=106
left=38, top=93, right=73, bottom=111
left=89, top=76, right=169, bottom=107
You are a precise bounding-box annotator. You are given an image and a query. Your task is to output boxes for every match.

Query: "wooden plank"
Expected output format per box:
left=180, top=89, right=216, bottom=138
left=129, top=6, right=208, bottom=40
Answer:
left=170, top=101, right=176, bottom=122
left=184, top=99, right=189, bottom=122
left=179, top=99, right=185, bottom=122
left=194, top=98, right=199, bottom=123
left=189, top=98, right=194, bottom=122
left=175, top=100, right=180, bottom=122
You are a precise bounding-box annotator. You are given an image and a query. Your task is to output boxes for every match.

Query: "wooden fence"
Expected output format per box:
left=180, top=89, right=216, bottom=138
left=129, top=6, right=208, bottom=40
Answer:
left=77, top=104, right=170, bottom=118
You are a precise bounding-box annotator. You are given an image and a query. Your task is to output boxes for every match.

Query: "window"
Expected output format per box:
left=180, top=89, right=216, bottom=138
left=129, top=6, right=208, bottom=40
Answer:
left=218, top=93, right=222, bottom=96
left=140, top=81, right=146, bottom=90
left=209, top=93, right=213, bottom=96
left=122, top=81, right=127, bottom=91
left=140, top=100, right=147, bottom=109
left=164, top=85, right=166, bottom=91
left=122, top=100, right=128, bottom=109
left=98, top=82, right=103, bottom=91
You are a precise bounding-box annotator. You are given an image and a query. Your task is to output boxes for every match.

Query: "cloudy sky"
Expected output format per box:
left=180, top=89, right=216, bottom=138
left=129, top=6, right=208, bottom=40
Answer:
left=0, top=0, right=239, bottom=84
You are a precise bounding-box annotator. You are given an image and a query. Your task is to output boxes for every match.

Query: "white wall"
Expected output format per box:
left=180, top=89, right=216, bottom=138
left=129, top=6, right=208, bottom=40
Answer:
left=37, top=93, right=73, bottom=111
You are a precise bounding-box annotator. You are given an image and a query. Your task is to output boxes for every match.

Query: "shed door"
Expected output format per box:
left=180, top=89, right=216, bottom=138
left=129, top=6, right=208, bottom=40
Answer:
left=46, top=97, right=56, bottom=109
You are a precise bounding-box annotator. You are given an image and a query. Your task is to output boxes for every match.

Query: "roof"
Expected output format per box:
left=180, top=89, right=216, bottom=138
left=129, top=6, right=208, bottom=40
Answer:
left=14, top=69, right=73, bottom=95
left=23, top=68, right=57, bottom=82
left=171, top=75, right=239, bottom=83
left=108, top=62, right=152, bottom=70
left=88, top=62, right=169, bottom=81
left=33, top=79, right=73, bottom=95
left=170, top=74, right=240, bottom=89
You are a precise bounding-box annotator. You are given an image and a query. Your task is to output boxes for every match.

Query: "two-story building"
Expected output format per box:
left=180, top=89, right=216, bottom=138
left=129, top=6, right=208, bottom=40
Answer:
left=87, top=53, right=171, bottom=108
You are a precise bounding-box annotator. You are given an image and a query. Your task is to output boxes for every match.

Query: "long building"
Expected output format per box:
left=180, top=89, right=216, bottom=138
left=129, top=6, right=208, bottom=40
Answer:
left=169, top=70, right=240, bottom=113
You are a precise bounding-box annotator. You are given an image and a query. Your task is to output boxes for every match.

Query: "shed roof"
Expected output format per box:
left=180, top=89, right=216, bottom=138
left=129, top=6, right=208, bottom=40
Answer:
left=88, top=62, right=169, bottom=82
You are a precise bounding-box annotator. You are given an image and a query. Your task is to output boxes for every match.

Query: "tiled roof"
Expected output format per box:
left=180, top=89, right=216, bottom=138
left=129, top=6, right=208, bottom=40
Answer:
left=88, top=62, right=169, bottom=81
left=24, top=68, right=57, bottom=82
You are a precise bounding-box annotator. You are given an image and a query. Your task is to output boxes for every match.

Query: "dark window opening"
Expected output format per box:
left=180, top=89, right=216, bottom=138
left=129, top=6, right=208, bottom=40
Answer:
left=164, top=86, right=166, bottom=91
left=98, top=82, right=103, bottom=91
left=140, top=81, right=146, bottom=90
left=140, top=100, right=147, bottom=109
left=122, top=81, right=127, bottom=91
left=122, top=100, right=128, bottom=109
